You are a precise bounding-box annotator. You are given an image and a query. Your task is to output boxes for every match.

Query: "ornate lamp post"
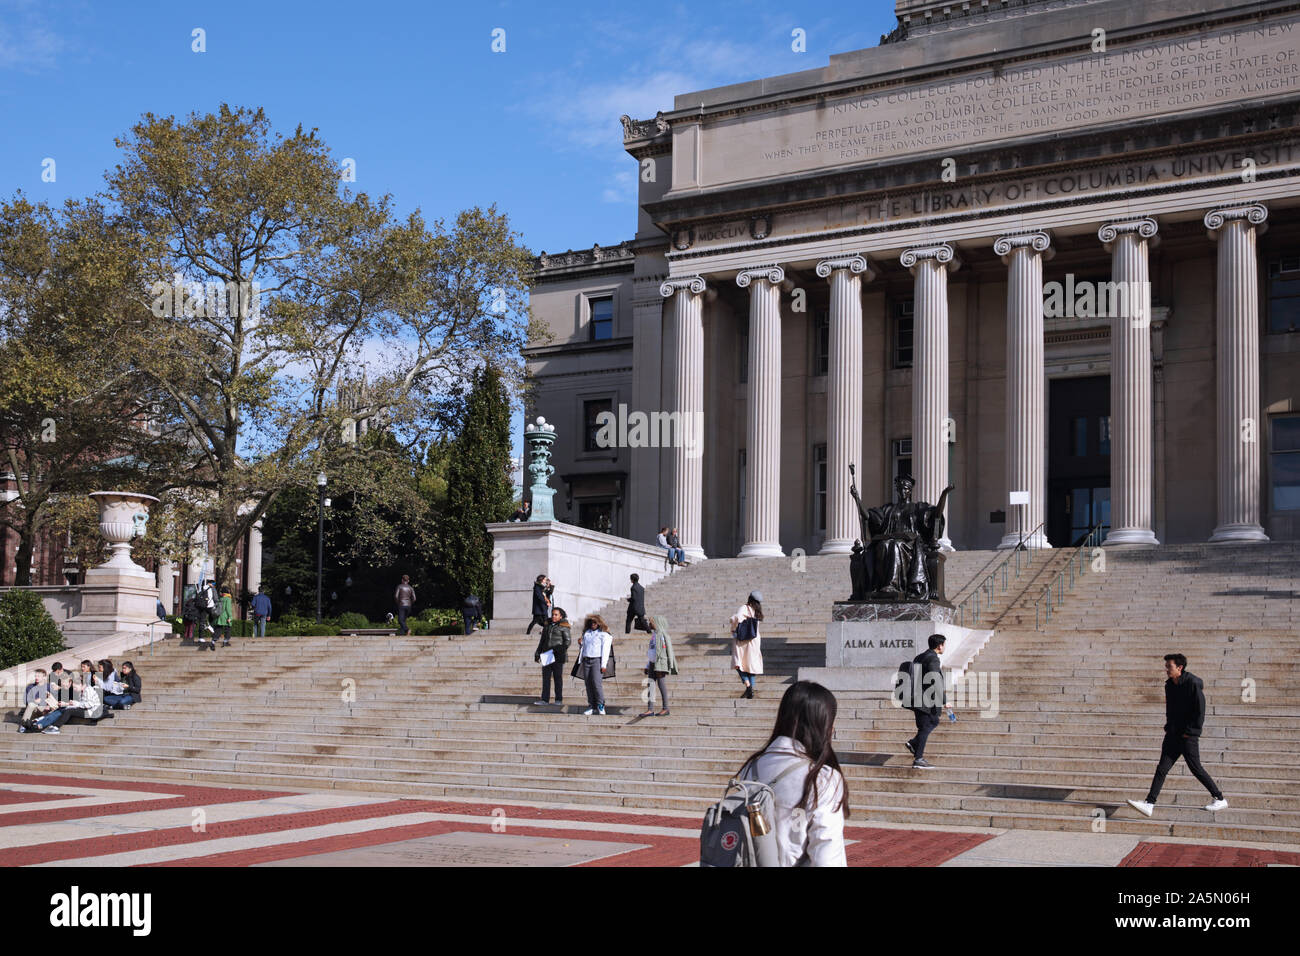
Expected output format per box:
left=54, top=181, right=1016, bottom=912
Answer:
left=316, top=472, right=327, bottom=624
left=525, top=417, right=558, bottom=521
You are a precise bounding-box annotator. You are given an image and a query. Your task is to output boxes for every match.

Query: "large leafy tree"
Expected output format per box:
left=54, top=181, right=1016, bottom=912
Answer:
left=436, top=363, right=515, bottom=615
left=105, top=104, right=537, bottom=590
left=0, top=195, right=187, bottom=584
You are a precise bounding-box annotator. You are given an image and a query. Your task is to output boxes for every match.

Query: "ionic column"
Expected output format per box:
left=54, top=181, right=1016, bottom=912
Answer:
left=901, top=244, right=959, bottom=551
left=1206, top=204, right=1269, bottom=542
left=246, top=520, right=265, bottom=594
left=817, top=254, right=873, bottom=554
left=659, top=276, right=707, bottom=561
left=1099, top=217, right=1160, bottom=545
left=737, top=265, right=786, bottom=557
left=995, top=232, right=1052, bottom=549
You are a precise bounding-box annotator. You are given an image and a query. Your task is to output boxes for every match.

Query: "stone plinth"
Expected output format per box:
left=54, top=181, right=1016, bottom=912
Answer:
left=801, top=616, right=992, bottom=693
left=61, top=567, right=160, bottom=645
left=832, top=601, right=954, bottom=624
left=487, top=520, right=671, bottom=625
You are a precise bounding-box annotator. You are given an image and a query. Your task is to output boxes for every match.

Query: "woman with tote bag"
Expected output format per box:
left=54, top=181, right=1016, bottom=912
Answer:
left=730, top=591, right=765, bottom=699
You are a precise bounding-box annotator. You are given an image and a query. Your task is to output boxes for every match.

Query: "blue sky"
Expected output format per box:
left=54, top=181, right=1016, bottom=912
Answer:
left=1, top=0, right=896, bottom=253
left=1, top=0, right=897, bottom=462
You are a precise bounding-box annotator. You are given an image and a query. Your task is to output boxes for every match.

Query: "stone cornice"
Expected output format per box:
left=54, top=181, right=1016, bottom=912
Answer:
left=643, top=106, right=1300, bottom=230
left=530, top=241, right=637, bottom=283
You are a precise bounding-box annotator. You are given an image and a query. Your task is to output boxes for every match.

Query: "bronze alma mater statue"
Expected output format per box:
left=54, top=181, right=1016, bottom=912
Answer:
left=847, top=464, right=954, bottom=603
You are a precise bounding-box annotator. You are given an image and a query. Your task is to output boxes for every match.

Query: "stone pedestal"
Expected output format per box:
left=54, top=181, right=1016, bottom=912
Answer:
left=61, top=567, right=161, bottom=644
left=799, top=600, right=991, bottom=692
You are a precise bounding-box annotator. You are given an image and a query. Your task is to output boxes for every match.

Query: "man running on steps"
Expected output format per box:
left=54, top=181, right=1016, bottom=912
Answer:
left=1127, top=653, right=1228, bottom=818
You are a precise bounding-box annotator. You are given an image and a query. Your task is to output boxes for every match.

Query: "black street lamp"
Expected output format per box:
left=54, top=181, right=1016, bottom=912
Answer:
left=316, top=472, right=327, bottom=625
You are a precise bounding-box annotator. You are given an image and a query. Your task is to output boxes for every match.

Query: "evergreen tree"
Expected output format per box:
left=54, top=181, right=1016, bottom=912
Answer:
left=437, top=363, right=514, bottom=615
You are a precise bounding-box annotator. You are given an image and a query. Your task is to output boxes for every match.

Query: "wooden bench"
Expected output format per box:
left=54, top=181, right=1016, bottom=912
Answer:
left=339, top=627, right=399, bottom=637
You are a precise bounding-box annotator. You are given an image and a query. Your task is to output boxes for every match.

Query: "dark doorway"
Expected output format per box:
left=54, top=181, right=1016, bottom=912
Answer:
left=1048, top=376, right=1111, bottom=547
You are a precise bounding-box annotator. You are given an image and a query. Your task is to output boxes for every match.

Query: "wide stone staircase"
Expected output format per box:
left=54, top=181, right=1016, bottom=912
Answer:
left=3, top=542, right=1297, bottom=847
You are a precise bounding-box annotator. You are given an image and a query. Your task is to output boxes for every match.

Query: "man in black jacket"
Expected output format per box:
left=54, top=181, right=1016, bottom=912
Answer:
left=1128, top=654, right=1228, bottom=816
left=625, top=574, right=649, bottom=634
left=905, top=634, right=953, bottom=769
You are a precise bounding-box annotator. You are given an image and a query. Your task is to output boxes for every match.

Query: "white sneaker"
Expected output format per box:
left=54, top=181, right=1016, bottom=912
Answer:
left=1127, top=798, right=1154, bottom=817
left=583, top=708, right=594, bottom=715
left=1205, top=798, right=1229, bottom=812
left=532, top=701, right=549, bottom=706
left=41, top=726, right=60, bottom=735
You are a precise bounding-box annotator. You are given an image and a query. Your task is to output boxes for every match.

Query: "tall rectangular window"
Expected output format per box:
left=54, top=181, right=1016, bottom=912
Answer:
left=813, top=444, right=827, bottom=531
left=583, top=398, right=613, bottom=452
left=893, top=298, right=914, bottom=369
left=1271, top=415, right=1300, bottom=510
left=893, top=438, right=912, bottom=481
left=813, top=309, right=830, bottom=376
left=1268, top=257, right=1300, bottom=334
left=589, top=296, right=614, bottom=341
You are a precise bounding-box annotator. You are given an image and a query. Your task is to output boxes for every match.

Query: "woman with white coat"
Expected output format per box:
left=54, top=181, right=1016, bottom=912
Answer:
left=729, top=590, right=765, bottom=699
left=577, top=614, right=613, bottom=716
left=738, top=681, right=849, bottom=867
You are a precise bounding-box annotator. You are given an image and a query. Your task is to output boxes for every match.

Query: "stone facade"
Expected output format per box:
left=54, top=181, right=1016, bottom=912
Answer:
left=525, top=0, right=1300, bottom=557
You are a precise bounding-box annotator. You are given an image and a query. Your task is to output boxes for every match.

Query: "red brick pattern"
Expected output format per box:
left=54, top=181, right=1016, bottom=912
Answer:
left=845, top=826, right=994, bottom=866
left=1121, top=842, right=1300, bottom=867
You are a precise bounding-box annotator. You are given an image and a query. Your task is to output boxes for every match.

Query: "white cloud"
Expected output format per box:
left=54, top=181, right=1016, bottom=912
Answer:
left=0, top=0, right=66, bottom=71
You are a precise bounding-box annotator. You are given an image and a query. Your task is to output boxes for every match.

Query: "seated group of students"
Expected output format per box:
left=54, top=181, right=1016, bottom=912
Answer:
left=17, top=659, right=142, bottom=735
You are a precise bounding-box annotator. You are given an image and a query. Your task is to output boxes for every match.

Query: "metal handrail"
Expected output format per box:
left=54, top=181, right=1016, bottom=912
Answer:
left=1033, top=522, right=1105, bottom=629
left=954, top=521, right=1046, bottom=628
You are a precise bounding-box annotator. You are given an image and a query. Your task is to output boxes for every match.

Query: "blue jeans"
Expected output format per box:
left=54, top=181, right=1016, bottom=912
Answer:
left=103, top=693, right=139, bottom=709
left=398, top=606, right=410, bottom=635
left=253, top=615, right=267, bottom=637
left=738, top=671, right=755, bottom=687
left=34, top=709, right=70, bottom=730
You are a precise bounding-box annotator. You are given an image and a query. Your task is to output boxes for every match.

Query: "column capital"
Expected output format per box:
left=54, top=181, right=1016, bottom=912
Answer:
left=1204, top=203, right=1268, bottom=238
left=1098, top=217, right=1158, bottom=246
left=659, top=275, right=706, bottom=298
left=900, top=243, right=960, bottom=273
left=993, top=231, right=1053, bottom=262
left=735, top=264, right=785, bottom=288
left=815, top=254, right=873, bottom=280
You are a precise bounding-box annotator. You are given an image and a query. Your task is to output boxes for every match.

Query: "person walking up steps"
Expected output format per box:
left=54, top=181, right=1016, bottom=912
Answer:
left=736, top=681, right=849, bottom=866
left=577, top=614, right=613, bottom=716
left=625, top=574, right=648, bottom=634
left=1127, top=653, right=1228, bottom=818
left=394, top=575, right=416, bottom=636
left=904, top=634, right=953, bottom=769
left=729, top=591, right=765, bottom=699
left=533, top=606, right=571, bottom=707
left=250, top=586, right=272, bottom=637
left=640, top=615, right=677, bottom=716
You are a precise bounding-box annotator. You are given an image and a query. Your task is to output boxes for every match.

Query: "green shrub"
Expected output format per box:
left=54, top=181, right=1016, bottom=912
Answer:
left=0, top=590, right=68, bottom=670
left=265, top=616, right=339, bottom=636
left=337, top=611, right=370, bottom=630
left=416, top=607, right=460, bottom=628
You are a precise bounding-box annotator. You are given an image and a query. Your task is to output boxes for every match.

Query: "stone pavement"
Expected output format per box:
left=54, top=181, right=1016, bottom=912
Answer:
left=2, top=772, right=1295, bottom=867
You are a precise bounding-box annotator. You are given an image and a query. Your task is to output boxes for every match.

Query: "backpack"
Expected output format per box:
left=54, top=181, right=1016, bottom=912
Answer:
left=734, top=616, right=758, bottom=643
left=894, top=659, right=923, bottom=711
left=700, top=759, right=806, bottom=867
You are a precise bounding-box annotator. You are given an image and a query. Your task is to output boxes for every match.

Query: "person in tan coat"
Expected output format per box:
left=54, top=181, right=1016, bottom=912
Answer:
left=730, top=591, right=765, bottom=699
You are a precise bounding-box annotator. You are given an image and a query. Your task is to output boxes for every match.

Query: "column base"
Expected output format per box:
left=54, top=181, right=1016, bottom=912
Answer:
left=819, top=538, right=854, bottom=555
left=684, top=547, right=708, bottom=562
left=1103, top=528, right=1160, bottom=546
left=997, top=530, right=1051, bottom=550
left=738, top=542, right=785, bottom=558
left=1209, top=523, right=1269, bottom=543
left=938, top=536, right=955, bottom=553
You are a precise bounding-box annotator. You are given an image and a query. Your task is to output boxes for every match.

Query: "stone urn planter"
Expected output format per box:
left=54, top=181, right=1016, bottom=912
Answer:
left=89, top=491, right=159, bottom=576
